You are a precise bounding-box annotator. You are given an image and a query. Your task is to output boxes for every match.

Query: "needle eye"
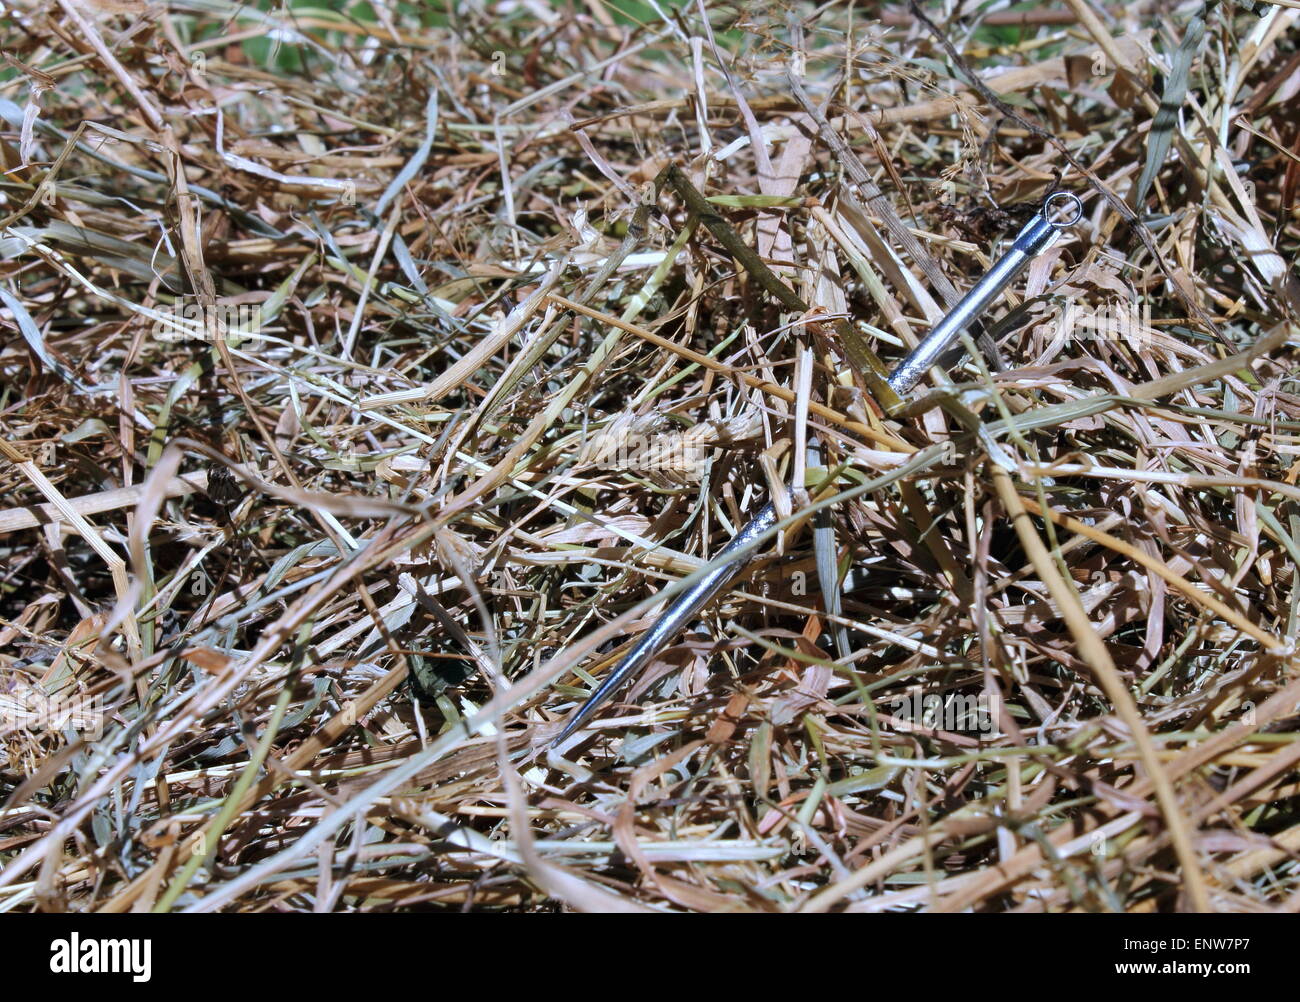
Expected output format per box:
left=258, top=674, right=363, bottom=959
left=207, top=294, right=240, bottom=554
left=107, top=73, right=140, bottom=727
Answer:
left=1044, top=190, right=1084, bottom=228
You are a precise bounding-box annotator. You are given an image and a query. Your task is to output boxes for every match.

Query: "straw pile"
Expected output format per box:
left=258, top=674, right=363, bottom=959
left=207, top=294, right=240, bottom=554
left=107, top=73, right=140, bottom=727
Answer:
left=1, top=0, right=1298, bottom=912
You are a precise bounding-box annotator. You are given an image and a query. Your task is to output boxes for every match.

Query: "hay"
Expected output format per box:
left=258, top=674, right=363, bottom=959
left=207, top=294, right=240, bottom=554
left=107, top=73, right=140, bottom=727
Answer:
left=0, top=0, right=1298, bottom=912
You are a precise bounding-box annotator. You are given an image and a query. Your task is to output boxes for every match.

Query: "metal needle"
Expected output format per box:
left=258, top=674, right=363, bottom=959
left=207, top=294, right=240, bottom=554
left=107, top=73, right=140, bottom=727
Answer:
left=553, top=190, right=1083, bottom=744
left=886, top=191, right=1085, bottom=395
left=554, top=501, right=781, bottom=743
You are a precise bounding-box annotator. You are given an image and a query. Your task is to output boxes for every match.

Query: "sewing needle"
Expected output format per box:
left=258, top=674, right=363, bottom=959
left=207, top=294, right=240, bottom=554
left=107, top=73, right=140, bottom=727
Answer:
left=553, top=189, right=1083, bottom=744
